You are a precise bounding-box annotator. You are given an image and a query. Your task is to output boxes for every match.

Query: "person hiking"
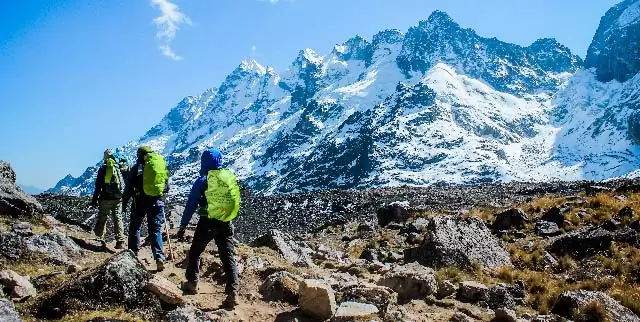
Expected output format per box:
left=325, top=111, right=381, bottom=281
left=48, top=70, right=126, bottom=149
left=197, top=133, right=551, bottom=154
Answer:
left=176, top=149, right=241, bottom=307
left=91, top=149, right=126, bottom=249
left=122, top=146, right=170, bottom=271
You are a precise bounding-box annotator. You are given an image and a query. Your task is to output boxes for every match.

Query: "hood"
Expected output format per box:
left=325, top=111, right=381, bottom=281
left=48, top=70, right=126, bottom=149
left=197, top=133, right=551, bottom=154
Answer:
left=200, top=149, right=223, bottom=175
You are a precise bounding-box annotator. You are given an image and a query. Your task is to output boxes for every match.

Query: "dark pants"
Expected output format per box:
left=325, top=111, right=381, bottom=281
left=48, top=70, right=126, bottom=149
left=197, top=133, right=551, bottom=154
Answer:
left=128, top=197, right=165, bottom=261
left=185, top=217, right=238, bottom=294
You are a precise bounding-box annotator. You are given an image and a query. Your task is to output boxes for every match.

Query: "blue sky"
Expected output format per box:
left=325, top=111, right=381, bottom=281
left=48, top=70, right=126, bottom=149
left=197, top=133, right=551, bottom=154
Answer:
left=0, top=0, right=620, bottom=189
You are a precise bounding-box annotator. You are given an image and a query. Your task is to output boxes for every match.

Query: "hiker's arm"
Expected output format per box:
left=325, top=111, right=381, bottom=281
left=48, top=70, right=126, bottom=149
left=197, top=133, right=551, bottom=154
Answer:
left=91, top=167, right=105, bottom=206
left=121, top=166, right=136, bottom=209
left=180, top=177, right=205, bottom=228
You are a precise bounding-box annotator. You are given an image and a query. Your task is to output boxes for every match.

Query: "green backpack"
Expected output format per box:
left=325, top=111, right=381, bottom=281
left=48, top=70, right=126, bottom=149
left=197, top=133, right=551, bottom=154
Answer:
left=204, top=169, right=241, bottom=222
left=104, top=157, right=124, bottom=197
left=142, top=153, right=169, bottom=197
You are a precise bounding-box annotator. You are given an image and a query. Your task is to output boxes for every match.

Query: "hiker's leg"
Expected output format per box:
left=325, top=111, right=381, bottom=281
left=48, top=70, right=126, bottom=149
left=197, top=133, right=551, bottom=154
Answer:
left=185, top=218, right=214, bottom=283
left=214, top=222, right=239, bottom=294
left=94, top=200, right=110, bottom=239
left=128, top=201, right=145, bottom=253
left=146, top=199, right=165, bottom=262
left=111, top=200, right=125, bottom=243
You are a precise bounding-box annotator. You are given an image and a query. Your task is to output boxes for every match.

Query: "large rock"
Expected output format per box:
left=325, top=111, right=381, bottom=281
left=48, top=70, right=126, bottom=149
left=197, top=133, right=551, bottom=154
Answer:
left=259, top=271, right=303, bottom=304
left=0, top=161, right=43, bottom=217
left=377, top=203, right=411, bottom=227
left=492, top=208, right=529, bottom=231
left=163, top=306, right=209, bottom=322
left=486, top=285, right=516, bottom=310
left=332, top=302, right=379, bottom=322
left=23, top=232, right=81, bottom=265
left=541, top=206, right=568, bottom=227
left=299, top=279, right=338, bottom=320
left=339, top=283, right=397, bottom=313
left=0, top=299, right=22, bottom=322
left=406, top=216, right=512, bottom=270
left=377, top=262, right=437, bottom=302
left=494, top=308, right=517, bottom=322
left=11, top=222, right=33, bottom=237
left=457, top=281, right=489, bottom=303
left=37, top=251, right=156, bottom=319
left=535, top=221, right=561, bottom=237
left=0, top=269, right=37, bottom=300
left=144, top=274, right=185, bottom=306
left=251, top=230, right=315, bottom=267
left=548, top=227, right=614, bottom=258
left=0, top=231, right=23, bottom=260
left=552, top=290, right=640, bottom=322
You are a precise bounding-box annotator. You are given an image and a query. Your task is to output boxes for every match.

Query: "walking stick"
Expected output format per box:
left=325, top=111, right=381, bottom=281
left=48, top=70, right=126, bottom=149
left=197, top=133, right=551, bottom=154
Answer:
left=163, top=214, right=175, bottom=262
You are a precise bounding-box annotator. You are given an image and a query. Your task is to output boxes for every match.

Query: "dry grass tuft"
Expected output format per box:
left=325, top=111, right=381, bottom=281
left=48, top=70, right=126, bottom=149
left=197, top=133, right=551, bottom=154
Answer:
left=574, top=301, right=609, bottom=322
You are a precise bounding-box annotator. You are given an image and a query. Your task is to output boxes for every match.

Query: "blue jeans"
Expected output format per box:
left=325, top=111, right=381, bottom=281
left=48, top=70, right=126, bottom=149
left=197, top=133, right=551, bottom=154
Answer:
left=128, top=197, right=165, bottom=261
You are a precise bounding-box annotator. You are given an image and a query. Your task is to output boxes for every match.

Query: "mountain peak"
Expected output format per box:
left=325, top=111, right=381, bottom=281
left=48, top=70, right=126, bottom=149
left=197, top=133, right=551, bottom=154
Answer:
left=424, top=10, right=457, bottom=28
left=239, top=59, right=267, bottom=75
left=332, top=35, right=372, bottom=62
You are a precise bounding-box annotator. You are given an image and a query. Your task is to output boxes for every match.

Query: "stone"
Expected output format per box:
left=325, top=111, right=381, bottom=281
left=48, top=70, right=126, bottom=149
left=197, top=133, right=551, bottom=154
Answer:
left=492, top=208, right=529, bottom=231
left=11, top=222, right=33, bottom=237
left=299, top=279, right=338, bottom=320
left=494, top=308, right=517, bottom=322
left=400, top=218, right=429, bottom=235
left=0, top=232, right=23, bottom=260
left=486, top=285, right=516, bottom=310
left=144, top=274, right=185, bottom=306
left=24, top=232, right=81, bottom=265
left=0, top=160, right=43, bottom=217
left=0, top=299, right=21, bottom=322
left=37, top=251, right=155, bottom=320
left=67, top=264, right=82, bottom=274
left=406, top=215, right=512, bottom=270
left=449, top=312, right=474, bottom=322
left=616, top=227, right=638, bottom=244
left=549, top=227, right=614, bottom=259
left=541, top=206, right=568, bottom=227
left=377, top=203, right=411, bottom=227
left=163, top=306, right=208, bottom=322
left=359, top=248, right=378, bottom=262
left=457, top=281, right=489, bottom=303
left=377, top=262, right=437, bottom=302
left=437, top=280, right=458, bottom=299
left=339, top=283, right=397, bottom=313
left=0, top=269, right=37, bottom=300
left=535, top=221, right=561, bottom=237
left=251, top=230, right=315, bottom=267
left=543, top=252, right=560, bottom=270
left=552, top=290, right=640, bottom=322
left=600, top=219, right=622, bottom=232
left=618, top=206, right=635, bottom=219
left=356, top=222, right=375, bottom=233
left=332, top=302, right=379, bottom=322
left=259, top=271, right=303, bottom=304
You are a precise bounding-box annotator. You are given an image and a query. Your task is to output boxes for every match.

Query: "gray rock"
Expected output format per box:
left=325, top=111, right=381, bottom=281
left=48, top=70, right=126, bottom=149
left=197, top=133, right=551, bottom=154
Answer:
left=486, top=285, right=516, bottom=310
left=552, top=290, right=640, bottom=322
left=549, top=227, right=614, bottom=259
left=11, top=222, right=33, bottom=237
left=407, top=215, right=512, bottom=270
left=0, top=269, right=37, bottom=300
left=494, top=308, right=517, bottom=322
left=615, top=227, right=638, bottom=244
left=377, top=262, right=437, bottom=302
left=543, top=252, right=560, bottom=270
left=356, top=222, right=375, bottom=233
left=259, top=271, right=303, bottom=304
left=339, top=283, right=397, bottom=313
left=377, top=203, right=411, bottom=227
left=618, top=206, right=635, bottom=219
left=541, top=206, right=568, bottom=227
left=251, top=230, right=315, bottom=267
left=535, top=221, right=561, bottom=237
left=0, top=161, right=43, bottom=217
left=600, top=219, right=622, bottom=232
left=163, top=306, right=209, bottom=322
left=457, top=281, right=489, bottom=303
left=24, top=232, right=80, bottom=265
left=0, top=299, right=21, bottom=322
left=36, top=251, right=155, bottom=320
left=0, top=232, right=23, bottom=260
left=437, top=280, right=458, bottom=299
left=299, top=279, right=337, bottom=320
left=332, top=302, right=379, bottom=322
left=450, top=312, right=474, bottom=322
left=492, top=208, right=529, bottom=231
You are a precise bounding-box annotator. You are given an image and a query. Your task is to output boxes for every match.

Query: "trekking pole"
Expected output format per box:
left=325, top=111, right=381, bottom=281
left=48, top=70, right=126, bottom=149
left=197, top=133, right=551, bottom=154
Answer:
left=163, top=214, right=175, bottom=262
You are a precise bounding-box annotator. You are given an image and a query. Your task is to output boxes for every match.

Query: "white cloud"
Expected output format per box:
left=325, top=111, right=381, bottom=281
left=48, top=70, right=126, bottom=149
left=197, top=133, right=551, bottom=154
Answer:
left=150, top=0, right=191, bottom=60
left=251, top=45, right=257, bottom=54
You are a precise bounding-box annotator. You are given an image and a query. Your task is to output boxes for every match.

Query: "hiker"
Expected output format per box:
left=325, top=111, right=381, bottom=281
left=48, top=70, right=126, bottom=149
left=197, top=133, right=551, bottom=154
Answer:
left=176, top=149, right=241, bottom=307
left=122, top=146, right=170, bottom=271
left=90, top=149, right=126, bottom=249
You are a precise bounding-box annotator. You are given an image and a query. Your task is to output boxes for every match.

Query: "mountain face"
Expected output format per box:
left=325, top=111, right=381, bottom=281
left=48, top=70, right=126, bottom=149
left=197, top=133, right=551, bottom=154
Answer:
left=49, top=4, right=640, bottom=197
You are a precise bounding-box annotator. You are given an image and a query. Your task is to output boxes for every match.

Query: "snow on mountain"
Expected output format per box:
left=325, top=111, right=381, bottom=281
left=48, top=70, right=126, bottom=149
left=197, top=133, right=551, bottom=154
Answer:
left=49, top=6, right=640, bottom=197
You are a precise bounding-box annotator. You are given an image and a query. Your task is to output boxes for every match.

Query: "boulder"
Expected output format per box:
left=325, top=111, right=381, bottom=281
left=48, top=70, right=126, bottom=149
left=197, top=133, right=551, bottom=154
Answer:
left=259, top=271, right=303, bottom=304
left=332, top=302, right=379, bottom=322
left=450, top=312, right=474, bottom=322
left=0, top=231, right=23, bottom=260
left=11, top=222, right=33, bottom=237
left=551, top=290, right=640, bottom=322
left=339, top=283, right=397, bottom=313
left=37, top=251, right=155, bottom=320
left=437, top=280, right=458, bottom=299
left=492, top=208, right=529, bottom=231
left=163, top=306, right=209, bottom=322
left=144, top=274, right=185, bottom=306
left=0, top=269, right=37, bottom=300
left=406, top=215, right=512, bottom=270
left=24, top=232, right=80, bottom=265
left=541, top=206, right=568, bottom=227
left=457, top=281, right=488, bottom=303
left=400, top=218, right=429, bottom=235
left=535, top=221, right=561, bottom=237
left=356, top=222, right=375, bottom=233
left=494, top=308, right=517, bottom=322
left=67, top=264, right=83, bottom=274
left=600, top=219, right=622, bottom=232
left=618, top=206, right=635, bottom=219
left=616, top=227, right=638, bottom=244
left=377, top=203, right=411, bottom=227
left=0, top=299, right=21, bottom=322
left=0, top=160, right=43, bottom=217
left=251, top=230, right=315, bottom=267
left=299, top=279, right=338, bottom=320
left=486, top=285, right=516, bottom=310
left=548, top=227, right=614, bottom=259
left=377, top=262, right=437, bottom=302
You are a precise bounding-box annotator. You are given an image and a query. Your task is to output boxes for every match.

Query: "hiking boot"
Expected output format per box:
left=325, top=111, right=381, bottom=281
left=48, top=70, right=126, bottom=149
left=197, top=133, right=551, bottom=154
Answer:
left=156, top=259, right=165, bottom=272
left=222, top=292, right=239, bottom=308
left=115, top=241, right=125, bottom=250
left=181, top=281, right=198, bottom=295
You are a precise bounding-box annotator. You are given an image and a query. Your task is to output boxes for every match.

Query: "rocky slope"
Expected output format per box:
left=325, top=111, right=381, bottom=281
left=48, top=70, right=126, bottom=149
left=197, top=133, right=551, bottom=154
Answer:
left=49, top=6, right=640, bottom=197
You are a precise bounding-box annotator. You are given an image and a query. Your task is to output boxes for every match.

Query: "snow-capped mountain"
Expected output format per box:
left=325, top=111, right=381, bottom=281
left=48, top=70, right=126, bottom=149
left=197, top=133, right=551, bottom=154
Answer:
left=49, top=1, right=640, bottom=197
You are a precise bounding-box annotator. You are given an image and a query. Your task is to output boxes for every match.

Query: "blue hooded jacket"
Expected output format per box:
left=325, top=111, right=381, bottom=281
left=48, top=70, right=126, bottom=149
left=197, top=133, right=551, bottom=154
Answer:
left=180, top=149, right=224, bottom=227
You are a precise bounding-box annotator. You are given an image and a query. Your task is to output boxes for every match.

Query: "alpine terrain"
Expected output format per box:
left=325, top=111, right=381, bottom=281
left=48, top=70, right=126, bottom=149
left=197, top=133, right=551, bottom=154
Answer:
left=50, top=0, right=640, bottom=197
